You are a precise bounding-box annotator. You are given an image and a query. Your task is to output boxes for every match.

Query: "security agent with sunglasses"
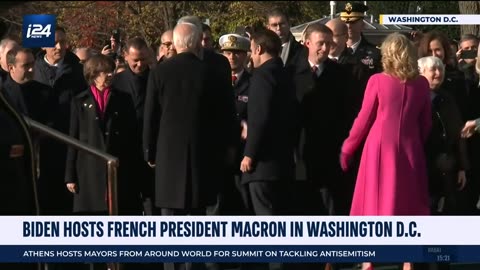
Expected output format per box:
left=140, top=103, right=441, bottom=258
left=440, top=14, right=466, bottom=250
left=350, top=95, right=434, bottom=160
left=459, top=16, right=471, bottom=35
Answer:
left=340, top=2, right=381, bottom=74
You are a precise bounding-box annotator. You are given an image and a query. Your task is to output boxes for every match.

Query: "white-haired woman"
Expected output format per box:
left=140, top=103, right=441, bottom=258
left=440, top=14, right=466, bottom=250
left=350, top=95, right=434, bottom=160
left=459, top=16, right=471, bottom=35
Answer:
left=419, top=56, right=468, bottom=216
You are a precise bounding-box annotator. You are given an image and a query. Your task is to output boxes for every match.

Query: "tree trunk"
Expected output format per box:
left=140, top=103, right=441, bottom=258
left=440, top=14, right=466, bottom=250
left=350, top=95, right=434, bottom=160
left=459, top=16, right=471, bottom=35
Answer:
left=458, top=1, right=480, bottom=37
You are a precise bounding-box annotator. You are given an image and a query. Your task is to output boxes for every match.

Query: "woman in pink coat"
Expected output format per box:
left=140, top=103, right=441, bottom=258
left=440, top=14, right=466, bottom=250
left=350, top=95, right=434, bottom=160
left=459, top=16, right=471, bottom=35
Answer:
left=340, top=33, right=432, bottom=269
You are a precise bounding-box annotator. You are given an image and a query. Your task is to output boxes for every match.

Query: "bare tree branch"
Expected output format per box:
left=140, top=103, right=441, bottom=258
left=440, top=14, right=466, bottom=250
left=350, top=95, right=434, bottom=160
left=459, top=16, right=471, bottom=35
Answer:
left=0, top=16, right=22, bottom=26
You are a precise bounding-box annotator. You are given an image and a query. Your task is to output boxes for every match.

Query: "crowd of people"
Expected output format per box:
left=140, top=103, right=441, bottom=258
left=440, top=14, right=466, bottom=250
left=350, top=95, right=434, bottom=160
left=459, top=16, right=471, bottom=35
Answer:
left=1, top=1, right=480, bottom=270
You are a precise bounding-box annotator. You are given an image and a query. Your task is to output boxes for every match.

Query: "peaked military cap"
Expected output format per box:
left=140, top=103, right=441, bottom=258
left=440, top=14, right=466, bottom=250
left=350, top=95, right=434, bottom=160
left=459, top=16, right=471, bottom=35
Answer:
left=219, top=34, right=250, bottom=52
left=340, top=2, right=369, bottom=23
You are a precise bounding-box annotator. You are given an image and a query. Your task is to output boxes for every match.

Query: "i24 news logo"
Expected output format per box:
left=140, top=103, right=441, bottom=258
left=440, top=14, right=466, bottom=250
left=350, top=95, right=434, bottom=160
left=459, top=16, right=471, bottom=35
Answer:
left=26, top=24, right=52, bottom=39
left=22, top=15, right=56, bottom=48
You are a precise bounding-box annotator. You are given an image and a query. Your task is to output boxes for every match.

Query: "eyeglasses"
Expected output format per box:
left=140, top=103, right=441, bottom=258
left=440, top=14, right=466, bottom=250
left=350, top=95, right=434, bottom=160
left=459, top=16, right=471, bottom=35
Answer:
left=162, top=42, right=173, bottom=48
left=269, top=22, right=287, bottom=28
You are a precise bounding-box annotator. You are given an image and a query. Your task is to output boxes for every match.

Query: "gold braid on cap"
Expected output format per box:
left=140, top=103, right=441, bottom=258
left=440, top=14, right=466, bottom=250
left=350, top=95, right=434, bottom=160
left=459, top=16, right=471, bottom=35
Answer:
left=345, top=3, right=353, bottom=14
left=224, top=35, right=237, bottom=48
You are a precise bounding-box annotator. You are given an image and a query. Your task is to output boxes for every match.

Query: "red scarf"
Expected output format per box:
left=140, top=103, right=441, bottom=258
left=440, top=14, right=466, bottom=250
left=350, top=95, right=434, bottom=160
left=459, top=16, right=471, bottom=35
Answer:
left=90, top=85, right=111, bottom=118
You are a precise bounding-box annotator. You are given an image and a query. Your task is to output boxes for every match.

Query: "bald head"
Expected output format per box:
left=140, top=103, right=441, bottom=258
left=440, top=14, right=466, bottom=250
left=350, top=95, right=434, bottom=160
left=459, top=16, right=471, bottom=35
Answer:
left=161, top=30, right=173, bottom=44
left=159, top=30, right=176, bottom=60
left=173, top=22, right=201, bottom=54
left=326, top=19, right=347, bottom=35
left=325, top=18, right=348, bottom=57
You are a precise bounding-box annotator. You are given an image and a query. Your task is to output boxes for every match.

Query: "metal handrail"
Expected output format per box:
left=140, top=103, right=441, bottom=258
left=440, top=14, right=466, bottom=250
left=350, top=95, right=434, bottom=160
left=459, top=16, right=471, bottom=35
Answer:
left=24, top=117, right=120, bottom=270
left=24, top=117, right=119, bottom=216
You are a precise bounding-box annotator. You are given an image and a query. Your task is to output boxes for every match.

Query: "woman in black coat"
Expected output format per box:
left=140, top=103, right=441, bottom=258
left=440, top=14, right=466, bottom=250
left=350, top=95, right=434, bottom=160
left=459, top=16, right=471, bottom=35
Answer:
left=65, top=54, right=143, bottom=215
left=419, top=56, right=469, bottom=215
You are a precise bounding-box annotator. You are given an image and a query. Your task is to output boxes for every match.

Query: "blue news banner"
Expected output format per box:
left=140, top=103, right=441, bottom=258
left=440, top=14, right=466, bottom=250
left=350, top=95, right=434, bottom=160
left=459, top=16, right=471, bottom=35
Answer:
left=3, top=217, right=480, bottom=263
left=6, top=245, right=480, bottom=263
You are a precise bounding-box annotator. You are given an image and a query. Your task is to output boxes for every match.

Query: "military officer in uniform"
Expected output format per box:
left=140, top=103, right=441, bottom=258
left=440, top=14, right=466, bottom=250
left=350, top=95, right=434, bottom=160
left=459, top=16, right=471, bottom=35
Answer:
left=219, top=33, right=252, bottom=215
left=340, top=2, right=381, bottom=79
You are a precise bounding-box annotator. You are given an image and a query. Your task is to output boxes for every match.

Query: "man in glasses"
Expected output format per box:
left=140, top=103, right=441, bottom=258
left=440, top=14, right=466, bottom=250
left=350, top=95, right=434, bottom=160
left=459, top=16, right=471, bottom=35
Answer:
left=157, top=29, right=177, bottom=64
left=266, top=8, right=305, bottom=76
left=73, top=47, right=92, bottom=65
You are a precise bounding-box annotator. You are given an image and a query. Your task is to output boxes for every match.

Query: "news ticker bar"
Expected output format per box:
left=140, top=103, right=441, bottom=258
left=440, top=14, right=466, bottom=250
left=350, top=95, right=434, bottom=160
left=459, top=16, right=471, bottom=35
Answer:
left=2, top=245, right=480, bottom=263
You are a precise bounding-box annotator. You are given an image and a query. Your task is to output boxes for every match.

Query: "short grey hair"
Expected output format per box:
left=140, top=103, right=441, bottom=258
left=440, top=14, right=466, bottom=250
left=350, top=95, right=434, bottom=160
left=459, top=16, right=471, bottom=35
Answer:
left=0, top=38, right=18, bottom=54
left=418, top=56, right=445, bottom=75
left=173, top=22, right=200, bottom=51
left=177, top=16, right=203, bottom=31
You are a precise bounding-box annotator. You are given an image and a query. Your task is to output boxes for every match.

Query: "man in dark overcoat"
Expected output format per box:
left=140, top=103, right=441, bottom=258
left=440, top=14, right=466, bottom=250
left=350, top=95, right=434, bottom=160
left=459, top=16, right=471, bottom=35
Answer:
left=111, top=36, right=155, bottom=215
left=293, top=23, right=353, bottom=216
left=33, top=26, right=87, bottom=216
left=174, top=16, right=240, bottom=220
left=240, top=28, right=297, bottom=216
left=143, top=22, right=237, bottom=215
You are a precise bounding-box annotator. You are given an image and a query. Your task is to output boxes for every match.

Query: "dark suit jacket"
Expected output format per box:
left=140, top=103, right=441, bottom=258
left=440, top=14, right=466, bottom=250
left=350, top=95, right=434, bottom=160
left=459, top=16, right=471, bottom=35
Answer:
left=233, top=70, right=251, bottom=173
left=111, top=65, right=153, bottom=196
left=427, top=89, right=469, bottom=197
left=111, top=66, right=149, bottom=128
left=143, top=52, right=237, bottom=210
left=203, top=49, right=239, bottom=148
left=293, top=58, right=352, bottom=186
left=284, top=37, right=307, bottom=79
left=234, top=70, right=250, bottom=122
left=338, top=47, right=373, bottom=118
left=65, top=87, right=142, bottom=214
left=33, top=50, right=87, bottom=133
left=2, top=76, right=55, bottom=124
left=349, top=35, right=382, bottom=76
left=0, top=92, right=38, bottom=215
left=242, top=57, right=297, bottom=183
left=34, top=51, right=87, bottom=214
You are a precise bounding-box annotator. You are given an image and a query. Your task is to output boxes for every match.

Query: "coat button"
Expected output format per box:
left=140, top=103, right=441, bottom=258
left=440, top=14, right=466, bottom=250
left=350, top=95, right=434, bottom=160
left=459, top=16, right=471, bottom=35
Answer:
left=115, top=131, right=119, bottom=135
left=95, top=117, right=99, bottom=120
left=105, top=132, right=109, bottom=136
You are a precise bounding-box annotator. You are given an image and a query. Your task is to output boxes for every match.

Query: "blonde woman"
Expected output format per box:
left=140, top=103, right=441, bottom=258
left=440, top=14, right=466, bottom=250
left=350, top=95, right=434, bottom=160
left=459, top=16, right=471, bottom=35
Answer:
left=340, top=33, right=432, bottom=269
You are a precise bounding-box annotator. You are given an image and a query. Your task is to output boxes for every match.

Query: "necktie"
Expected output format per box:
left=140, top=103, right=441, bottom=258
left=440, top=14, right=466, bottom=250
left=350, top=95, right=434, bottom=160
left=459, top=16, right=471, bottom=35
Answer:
left=331, top=58, right=338, bottom=63
left=232, top=75, right=238, bottom=86
left=347, top=47, right=354, bottom=55
left=311, top=65, right=318, bottom=77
